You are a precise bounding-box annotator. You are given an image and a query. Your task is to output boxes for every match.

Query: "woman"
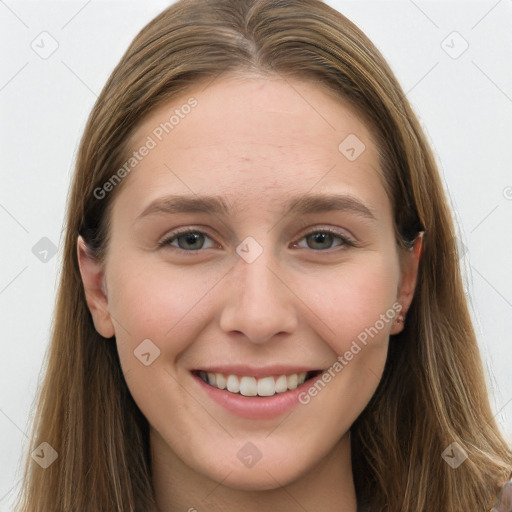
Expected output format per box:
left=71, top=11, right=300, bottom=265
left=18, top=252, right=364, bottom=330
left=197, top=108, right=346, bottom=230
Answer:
left=14, top=0, right=512, bottom=511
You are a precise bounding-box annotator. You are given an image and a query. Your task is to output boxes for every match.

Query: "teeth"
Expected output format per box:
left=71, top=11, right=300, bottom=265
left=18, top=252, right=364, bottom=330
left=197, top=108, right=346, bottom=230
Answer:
left=257, top=376, right=275, bottom=396
left=216, top=373, right=226, bottom=390
left=239, top=376, right=257, bottom=397
left=274, top=375, right=288, bottom=393
left=198, top=371, right=309, bottom=396
left=226, top=374, right=240, bottom=393
left=287, top=374, right=298, bottom=390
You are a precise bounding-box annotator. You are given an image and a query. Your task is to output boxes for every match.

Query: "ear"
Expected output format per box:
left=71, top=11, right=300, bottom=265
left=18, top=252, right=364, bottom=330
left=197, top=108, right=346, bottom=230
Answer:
left=77, top=235, right=115, bottom=339
left=390, top=233, right=424, bottom=335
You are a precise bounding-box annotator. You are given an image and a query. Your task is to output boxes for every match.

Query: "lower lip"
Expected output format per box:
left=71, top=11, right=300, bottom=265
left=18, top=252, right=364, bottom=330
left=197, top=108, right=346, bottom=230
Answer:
left=192, top=372, right=320, bottom=420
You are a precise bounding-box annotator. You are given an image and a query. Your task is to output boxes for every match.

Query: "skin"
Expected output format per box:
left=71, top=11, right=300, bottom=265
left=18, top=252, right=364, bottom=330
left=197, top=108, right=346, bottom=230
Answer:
left=78, top=73, right=422, bottom=512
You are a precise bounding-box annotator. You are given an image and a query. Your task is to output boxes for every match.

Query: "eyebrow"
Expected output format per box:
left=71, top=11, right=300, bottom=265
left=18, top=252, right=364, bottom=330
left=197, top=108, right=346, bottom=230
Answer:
left=136, top=193, right=377, bottom=222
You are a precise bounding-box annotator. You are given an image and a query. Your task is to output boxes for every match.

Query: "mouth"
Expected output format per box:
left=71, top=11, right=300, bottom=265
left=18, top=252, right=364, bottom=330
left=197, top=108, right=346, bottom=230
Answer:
left=191, top=369, right=323, bottom=397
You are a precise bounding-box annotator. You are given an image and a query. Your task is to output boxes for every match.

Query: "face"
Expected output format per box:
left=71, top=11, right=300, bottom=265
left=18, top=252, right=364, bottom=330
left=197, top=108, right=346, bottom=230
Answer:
left=78, top=74, right=421, bottom=491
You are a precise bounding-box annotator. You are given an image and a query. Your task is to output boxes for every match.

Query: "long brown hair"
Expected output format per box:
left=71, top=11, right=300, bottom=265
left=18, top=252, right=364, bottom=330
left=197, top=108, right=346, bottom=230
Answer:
left=14, top=1, right=512, bottom=510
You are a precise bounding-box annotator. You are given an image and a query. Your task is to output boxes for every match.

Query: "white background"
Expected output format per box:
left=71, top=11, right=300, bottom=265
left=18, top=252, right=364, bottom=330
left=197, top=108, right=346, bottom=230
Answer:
left=1, top=0, right=511, bottom=509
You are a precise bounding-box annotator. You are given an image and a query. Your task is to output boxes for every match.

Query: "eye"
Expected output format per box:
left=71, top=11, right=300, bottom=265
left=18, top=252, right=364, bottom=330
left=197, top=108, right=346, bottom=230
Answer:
left=159, top=228, right=217, bottom=252
left=158, top=226, right=355, bottom=254
left=293, top=228, right=355, bottom=251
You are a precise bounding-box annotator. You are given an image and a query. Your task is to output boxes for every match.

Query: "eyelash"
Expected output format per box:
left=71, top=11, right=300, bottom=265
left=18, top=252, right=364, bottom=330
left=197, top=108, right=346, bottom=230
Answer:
left=158, top=226, right=356, bottom=254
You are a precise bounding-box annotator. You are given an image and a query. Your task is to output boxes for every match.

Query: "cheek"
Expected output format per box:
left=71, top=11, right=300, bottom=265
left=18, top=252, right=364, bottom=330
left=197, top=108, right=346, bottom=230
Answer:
left=104, top=262, right=212, bottom=430
left=296, top=255, right=399, bottom=355
left=291, top=257, right=399, bottom=426
left=105, top=260, right=220, bottom=364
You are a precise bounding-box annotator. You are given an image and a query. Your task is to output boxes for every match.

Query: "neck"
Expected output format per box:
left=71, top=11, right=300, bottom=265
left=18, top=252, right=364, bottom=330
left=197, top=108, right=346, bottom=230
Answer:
left=151, top=429, right=358, bottom=512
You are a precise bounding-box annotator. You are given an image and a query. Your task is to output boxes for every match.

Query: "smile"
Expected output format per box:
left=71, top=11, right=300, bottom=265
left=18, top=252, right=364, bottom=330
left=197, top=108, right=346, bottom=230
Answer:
left=193, top=370, right=323, bottom=397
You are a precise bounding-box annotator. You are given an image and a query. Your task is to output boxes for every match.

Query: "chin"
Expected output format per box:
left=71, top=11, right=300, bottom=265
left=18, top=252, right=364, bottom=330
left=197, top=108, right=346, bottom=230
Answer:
left=204, top=457, right=310, bottom=491
left=222, top=470, right=296, bottom=491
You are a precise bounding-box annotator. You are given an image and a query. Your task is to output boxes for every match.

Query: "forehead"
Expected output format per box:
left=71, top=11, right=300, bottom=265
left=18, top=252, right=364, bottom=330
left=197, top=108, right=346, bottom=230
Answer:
left=114, top=74, right=390, bottom=221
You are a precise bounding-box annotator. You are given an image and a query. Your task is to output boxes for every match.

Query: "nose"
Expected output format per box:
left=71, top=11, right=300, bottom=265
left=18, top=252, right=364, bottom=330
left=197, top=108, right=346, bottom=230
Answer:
left=218, top=241, right=298, bottom=345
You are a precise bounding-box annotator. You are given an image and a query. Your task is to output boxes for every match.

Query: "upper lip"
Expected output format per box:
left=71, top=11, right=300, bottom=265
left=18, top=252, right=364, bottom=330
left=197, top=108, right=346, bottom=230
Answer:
left=190, top=365, right=324, bottom=378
